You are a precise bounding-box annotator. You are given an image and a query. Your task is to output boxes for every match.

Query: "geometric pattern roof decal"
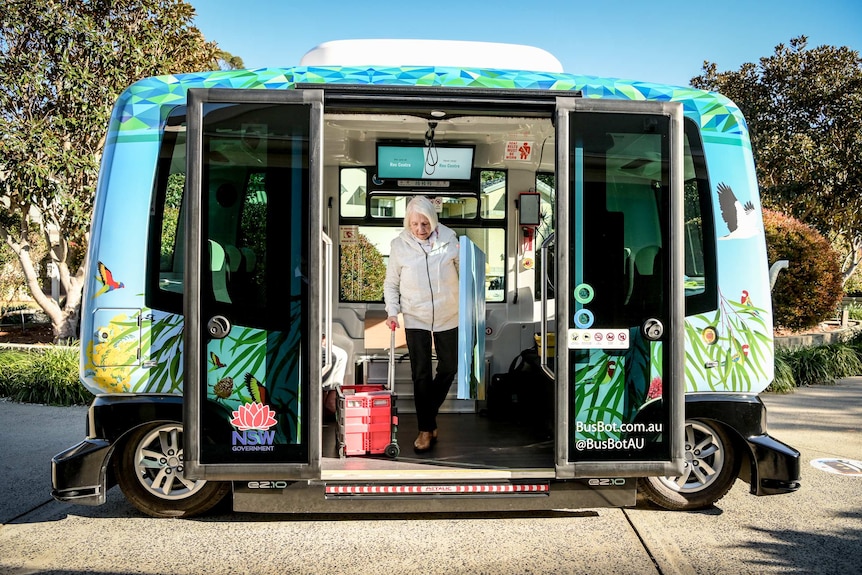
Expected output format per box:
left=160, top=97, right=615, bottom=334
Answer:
left=111, top=66, right=749, bottom=145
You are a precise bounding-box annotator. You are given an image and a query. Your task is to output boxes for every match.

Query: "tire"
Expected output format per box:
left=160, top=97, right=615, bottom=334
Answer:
left=115, top=422, right=230, bottom=518
left=638, top=419, right=739, bottom=511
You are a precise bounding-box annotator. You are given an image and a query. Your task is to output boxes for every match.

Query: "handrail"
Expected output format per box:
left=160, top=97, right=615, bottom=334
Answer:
left=539, top=232, right=555, bottom=379
left=322, top=233, right=333, bottom=374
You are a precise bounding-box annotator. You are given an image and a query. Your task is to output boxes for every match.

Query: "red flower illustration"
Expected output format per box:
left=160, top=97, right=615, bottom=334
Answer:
left=647, top=377, right=663, bottom=400
left=230, top=402, right=277, bottom=431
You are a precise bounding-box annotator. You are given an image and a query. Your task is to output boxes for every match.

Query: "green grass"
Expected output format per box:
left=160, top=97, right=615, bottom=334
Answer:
left=0, top=345, right=93, bottom=406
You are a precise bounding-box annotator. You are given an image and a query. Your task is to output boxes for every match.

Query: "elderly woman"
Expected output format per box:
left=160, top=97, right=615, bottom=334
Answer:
left=384, top=196, right=459, bottom=452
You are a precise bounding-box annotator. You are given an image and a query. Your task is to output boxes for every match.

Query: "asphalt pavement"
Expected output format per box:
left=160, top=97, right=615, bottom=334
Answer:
left=0, top=379, right=860, bottom=574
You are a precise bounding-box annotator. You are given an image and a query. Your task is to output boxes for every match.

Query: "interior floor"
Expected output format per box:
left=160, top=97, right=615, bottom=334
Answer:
left=322, top=410, right=555, bottom=471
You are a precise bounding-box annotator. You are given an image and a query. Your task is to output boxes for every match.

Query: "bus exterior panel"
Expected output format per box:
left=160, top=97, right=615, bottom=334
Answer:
left=53, top=41, right=799, bottom=518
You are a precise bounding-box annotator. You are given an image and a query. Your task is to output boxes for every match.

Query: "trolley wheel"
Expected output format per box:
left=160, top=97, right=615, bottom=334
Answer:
left=384, top=443, right=400, bottom=458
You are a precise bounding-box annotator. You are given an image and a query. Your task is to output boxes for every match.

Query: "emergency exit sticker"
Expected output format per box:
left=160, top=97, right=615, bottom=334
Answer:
left=505, top=141, right=533, bottom=161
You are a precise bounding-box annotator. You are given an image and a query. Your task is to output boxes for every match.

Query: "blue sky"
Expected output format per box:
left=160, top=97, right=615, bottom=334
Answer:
left=190, top=0, right=861, bottom=87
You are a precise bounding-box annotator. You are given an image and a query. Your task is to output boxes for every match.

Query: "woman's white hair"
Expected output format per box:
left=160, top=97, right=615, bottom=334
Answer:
left=404, top=196, right=438, bottom=231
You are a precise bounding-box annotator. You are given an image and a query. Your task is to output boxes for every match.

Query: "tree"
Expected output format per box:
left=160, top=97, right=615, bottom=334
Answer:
left=216, top=49, right=245, bottom=71
left=691, top=36, right=862, bottom=288
left=763, top=209, right=843, bottom=329
left=340, top=234, right=387, bottom=302
left=0, top=0, right=223, bottom=342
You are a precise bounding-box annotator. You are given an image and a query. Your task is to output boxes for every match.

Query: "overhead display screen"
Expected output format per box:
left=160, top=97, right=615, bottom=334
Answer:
left=377, top=144, right=474, bottom=180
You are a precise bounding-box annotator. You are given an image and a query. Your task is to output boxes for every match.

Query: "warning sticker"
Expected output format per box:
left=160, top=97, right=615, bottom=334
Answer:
left=340, top=225, right=359, bottom=245
left=505, top=141, right=533, bottom=161
left=810, top=458, right=862, bottom=476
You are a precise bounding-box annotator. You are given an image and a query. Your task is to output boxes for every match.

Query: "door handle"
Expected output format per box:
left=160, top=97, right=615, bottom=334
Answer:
left=207, top=315, right=231, bottom=339
left=642, top=318, right=664, bottom=341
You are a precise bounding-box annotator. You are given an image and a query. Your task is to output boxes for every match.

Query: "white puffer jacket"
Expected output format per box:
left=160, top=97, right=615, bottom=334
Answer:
left=384, top=224, right=460, bottom=332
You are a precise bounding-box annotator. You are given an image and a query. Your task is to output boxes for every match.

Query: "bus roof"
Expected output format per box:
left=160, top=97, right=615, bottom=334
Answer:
left=299, top=39, right=565, bottom=73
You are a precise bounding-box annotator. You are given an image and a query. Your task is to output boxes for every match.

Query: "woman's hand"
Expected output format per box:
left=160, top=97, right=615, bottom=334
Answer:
left=387, top=316, right=399, bottom=331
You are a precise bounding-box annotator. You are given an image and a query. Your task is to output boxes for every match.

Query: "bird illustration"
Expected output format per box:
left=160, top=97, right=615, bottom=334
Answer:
left=718, top=343, right=751, bottom=367
left=739, top=289, right=761, bottom=317
left=731, top=344, right=751, bottom=363
left=210, top=351, right=227, bottom=369
left=94, top=262, right=125, bottom=296
left=244, top=373, right=268, bottom=405
left=717, top=183, right=757, bottom=239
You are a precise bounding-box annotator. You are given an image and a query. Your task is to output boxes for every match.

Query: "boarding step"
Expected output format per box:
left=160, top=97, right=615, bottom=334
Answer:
left=324, top=481, right=550, bottom=499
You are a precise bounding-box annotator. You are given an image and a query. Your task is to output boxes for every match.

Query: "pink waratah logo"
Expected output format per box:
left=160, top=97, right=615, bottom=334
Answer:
left=647, top=377, right=663, bottom=400
left=230, top=402, right=277, bottom=431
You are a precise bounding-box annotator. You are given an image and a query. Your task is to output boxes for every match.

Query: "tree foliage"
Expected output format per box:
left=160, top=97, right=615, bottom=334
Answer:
left=0, top=0, right=223, bottom=341
left=340, top=234, right=387, bottom=302
left=763, top=209, right=843, bottom=330
left=691, top=36, right=862, bottom=288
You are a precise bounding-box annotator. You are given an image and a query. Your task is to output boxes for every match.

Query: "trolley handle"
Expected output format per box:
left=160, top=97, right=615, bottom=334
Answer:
left=388, top=323, right=396, bottom=390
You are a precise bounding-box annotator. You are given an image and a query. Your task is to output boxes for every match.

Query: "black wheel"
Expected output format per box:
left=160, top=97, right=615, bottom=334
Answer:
left=115, top=422, right=230, bottom=518
left=639, top=419, right=739, bottom=510
left=385, top=443, right=400, bottom=458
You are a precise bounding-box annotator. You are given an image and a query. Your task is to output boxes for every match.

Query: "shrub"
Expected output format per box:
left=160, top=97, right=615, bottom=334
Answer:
left=0, top=346, right=92, bottom=406
left=763, top=209, right=844, bottom=330
left=768, top=352, right=796, bottom=393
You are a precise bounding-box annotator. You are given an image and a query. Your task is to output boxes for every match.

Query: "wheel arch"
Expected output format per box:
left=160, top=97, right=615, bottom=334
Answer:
left=86, top=394, right=231, bottom=493
left=635, top=392, right=799, bottom=496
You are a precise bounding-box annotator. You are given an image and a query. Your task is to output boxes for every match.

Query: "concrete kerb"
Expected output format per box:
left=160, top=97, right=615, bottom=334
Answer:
left=774, top=320, right=862, bottom=349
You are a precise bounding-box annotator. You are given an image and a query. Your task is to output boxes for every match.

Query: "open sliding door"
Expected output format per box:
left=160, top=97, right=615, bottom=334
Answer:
left=184, top=88, right=325, bottom=480
left=554, top=97, right=685, bottom=479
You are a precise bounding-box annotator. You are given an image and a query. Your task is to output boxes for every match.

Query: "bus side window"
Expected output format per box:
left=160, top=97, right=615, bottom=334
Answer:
left=681, top=119, right=717, bottom=314
left=147, top=109, right=187, bottom=314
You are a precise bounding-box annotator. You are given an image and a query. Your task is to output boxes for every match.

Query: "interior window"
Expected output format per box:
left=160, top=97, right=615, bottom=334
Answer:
left=338, top=169, right=507, bottom=304
left=480, top=170, right=506, bottom=219
left=340, top=167, right=367, bottom=218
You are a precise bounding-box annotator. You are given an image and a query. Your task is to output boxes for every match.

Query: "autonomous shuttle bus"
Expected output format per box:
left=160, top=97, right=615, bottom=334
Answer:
left=52, top=40, right=800, bottom=517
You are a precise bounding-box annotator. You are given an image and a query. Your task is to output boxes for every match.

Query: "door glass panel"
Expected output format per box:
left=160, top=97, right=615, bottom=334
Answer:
left=568, top=112, right=671, bottom=462
left=199, top=102, right=311, bottom=465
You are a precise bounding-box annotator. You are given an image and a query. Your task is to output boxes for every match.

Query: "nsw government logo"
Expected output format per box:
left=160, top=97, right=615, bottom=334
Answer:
left=230, top=402, right=277, bottom=452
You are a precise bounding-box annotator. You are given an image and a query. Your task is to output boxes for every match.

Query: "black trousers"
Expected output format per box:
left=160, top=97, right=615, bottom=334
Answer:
left=405, top=327, right=459, bottom=432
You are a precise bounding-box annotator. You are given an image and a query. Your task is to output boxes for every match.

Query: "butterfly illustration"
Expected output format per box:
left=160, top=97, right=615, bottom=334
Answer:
left=94, top=261, right=125, bottom=296
left=244, top=373, right=268, bottom=405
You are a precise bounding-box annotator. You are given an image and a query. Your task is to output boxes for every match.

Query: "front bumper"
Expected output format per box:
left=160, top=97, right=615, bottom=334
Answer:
left=746, top=432, right=801, bottom=495
left=51, top=438, right=113, bottom=506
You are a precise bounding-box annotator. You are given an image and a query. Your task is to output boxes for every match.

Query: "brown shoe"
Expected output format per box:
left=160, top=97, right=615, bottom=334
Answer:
left=414, top=431, right=433, bottom=452
left=431, top=428, right=438, bottom=443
